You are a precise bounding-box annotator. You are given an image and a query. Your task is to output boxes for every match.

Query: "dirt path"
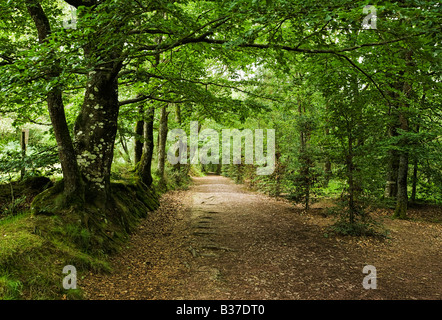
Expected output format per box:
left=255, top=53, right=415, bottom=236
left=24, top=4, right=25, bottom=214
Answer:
left=81, top=175, right=442, bottom=300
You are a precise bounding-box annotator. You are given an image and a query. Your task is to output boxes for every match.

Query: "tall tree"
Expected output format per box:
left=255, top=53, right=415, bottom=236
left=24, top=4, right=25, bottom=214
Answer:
left=25, top=0, right=84, bottom=205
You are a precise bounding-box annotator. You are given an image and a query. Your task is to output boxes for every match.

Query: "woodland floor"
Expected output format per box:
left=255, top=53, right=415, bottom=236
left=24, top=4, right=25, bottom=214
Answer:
left=80, top=175, right=442, bottom=300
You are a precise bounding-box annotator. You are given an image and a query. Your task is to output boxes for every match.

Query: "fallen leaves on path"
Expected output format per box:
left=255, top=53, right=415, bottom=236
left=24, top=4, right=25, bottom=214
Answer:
left=80, top=176, right=442, bottom=300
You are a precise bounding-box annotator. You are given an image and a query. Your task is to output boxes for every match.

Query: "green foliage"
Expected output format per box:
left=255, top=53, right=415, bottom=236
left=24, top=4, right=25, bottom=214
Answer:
left=0, top=141, right=59, bottom=180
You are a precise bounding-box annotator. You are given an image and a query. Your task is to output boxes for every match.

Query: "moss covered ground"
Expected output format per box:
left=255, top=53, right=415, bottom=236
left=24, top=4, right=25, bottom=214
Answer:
left=0, top=175, right=168, bottom=300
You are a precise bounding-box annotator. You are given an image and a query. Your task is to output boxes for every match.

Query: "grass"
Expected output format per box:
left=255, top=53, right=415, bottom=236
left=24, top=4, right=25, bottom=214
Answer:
left=0, top=211, right=112, bottom=300
left=0, top=275, right=22, bottom=300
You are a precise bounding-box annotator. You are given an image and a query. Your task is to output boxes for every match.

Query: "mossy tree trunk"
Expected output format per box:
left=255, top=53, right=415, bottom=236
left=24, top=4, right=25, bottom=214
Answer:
left=138, top=105, right=155, bottom=187
left=134, top=103, right=145, bottom=165
left=73, top=57, right=123, bottom=207
left=393, top=111, right=410, bottom=219
left=157, top=104, right=169, bottom=183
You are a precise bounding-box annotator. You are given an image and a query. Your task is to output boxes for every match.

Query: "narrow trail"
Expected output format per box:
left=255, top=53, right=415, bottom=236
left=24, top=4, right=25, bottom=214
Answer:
left=81, top=175, right=441, bottom=300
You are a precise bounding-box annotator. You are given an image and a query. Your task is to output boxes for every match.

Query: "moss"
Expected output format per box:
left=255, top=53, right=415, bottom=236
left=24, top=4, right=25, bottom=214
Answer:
left=393, top=202, right=408, bottom=219
left=107, top=181, right=159, bottom=236
left=0, top=212, right=112, bottom=300
left=1, top=174, right=161, bottom=299
left=30, top=181, right=65, bottom=215
left=0, top=275, right=22, bottom=300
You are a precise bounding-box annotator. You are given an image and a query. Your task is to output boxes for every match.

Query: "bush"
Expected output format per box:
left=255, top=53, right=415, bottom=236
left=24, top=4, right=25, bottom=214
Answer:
left=326, top=201, right=389, bottom=238
left=328, top=218, right=387, bottom=237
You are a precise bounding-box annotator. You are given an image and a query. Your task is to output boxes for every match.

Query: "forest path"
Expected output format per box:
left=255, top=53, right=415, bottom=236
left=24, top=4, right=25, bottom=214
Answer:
left=81, top=175, right=441, bottom=300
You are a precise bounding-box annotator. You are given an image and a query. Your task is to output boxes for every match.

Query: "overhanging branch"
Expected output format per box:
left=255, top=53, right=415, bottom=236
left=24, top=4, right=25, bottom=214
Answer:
left=136, top=30, right=428, bottom=57
left=333, top=52, right=390, bottom=105
left=118, top=94, right=189, bottom=106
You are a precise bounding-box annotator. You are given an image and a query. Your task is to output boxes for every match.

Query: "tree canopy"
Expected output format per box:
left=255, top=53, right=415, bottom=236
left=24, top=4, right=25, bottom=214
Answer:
left=0, top=0, right=441, bottom=228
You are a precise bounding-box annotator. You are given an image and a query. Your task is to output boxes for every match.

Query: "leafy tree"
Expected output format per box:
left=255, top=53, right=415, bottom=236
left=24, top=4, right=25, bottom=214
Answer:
left=0, top=0, right=440, bottom=228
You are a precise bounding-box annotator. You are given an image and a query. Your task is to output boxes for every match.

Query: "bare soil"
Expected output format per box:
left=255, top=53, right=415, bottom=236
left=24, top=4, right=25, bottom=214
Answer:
left=80, top=175, right=442, bottom=300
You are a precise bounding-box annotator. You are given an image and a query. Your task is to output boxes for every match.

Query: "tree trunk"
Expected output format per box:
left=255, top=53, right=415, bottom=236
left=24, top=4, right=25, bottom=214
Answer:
left=47, top=89, right=84, bottom=201
left=138, top=105, right=155, bottom=186
left=297, top=97, right=312, bottom=210
left=324, top=156, right=332, bottom=187
left=393, top=113, right=409, bottom=219
left=73, top=59, right=122, bottom=207
left=157, top=104, right=168, bottom=182
left=411, top=157, right=418, bottom=203
left=384, top=117, right=400, bottom=198
left=134, top=104, right=145, bottom=165
left=28, top=0, right=124, bottom=209
left=173, top=103, right=182, bottom=175
left=393, top=50, right=413, bottom=219
left=384, top=76, right=404, bottom=199
left=174, top=103, right=181, bottom=124
left=384, top=145, right=399, bottom=198
left=394, top=150, right=409, bottom=218
left=347, top=133, right=356, bottom=224
left=118, top=126, right=132, bottom=164
left=26, top=0, right=84, bottom=204
left=411, top=102, right=423, bottom=204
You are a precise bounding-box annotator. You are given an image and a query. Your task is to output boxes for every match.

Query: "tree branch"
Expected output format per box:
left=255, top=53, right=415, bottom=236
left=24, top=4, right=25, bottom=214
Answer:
left=333, top=52, right=390, bottom=105
left=128, top=28, right=173, bottom=36
left=63, top=0, right=97, bottom=8
left=118, top=94, right=189, bottom=107
left=137, top=30, right=427, bottom=57
left=0, top=54, right=14, bottom=66
left=121, top=71, right=280, bottom=102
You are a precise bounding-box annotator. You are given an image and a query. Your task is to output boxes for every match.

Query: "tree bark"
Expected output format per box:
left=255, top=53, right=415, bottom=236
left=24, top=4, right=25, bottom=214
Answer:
left=157, top=104, right=168, bottom=182
left=393, top=50, right=413, bottom=219
left=411, top=157, right=418, bottom=203
left=138, top=105, right=155, bottom=186
left=347, top=132, right=356, bottom=224
left=117, top=126, right=132, bottom=164
left=393, top=113, right=409, bottom=219
left=394, top=151, right=409, bottom=218
left=134, top=104, right=145, bottom=165
left=410, top=121, right=420, bottom=204
left=384, top=141, right=399, bottom=198
left=384, top=109, right=400, bottom=198
left=384, top=76, right=403, bottom=199
left=73, top=61, right=122, bottom=207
